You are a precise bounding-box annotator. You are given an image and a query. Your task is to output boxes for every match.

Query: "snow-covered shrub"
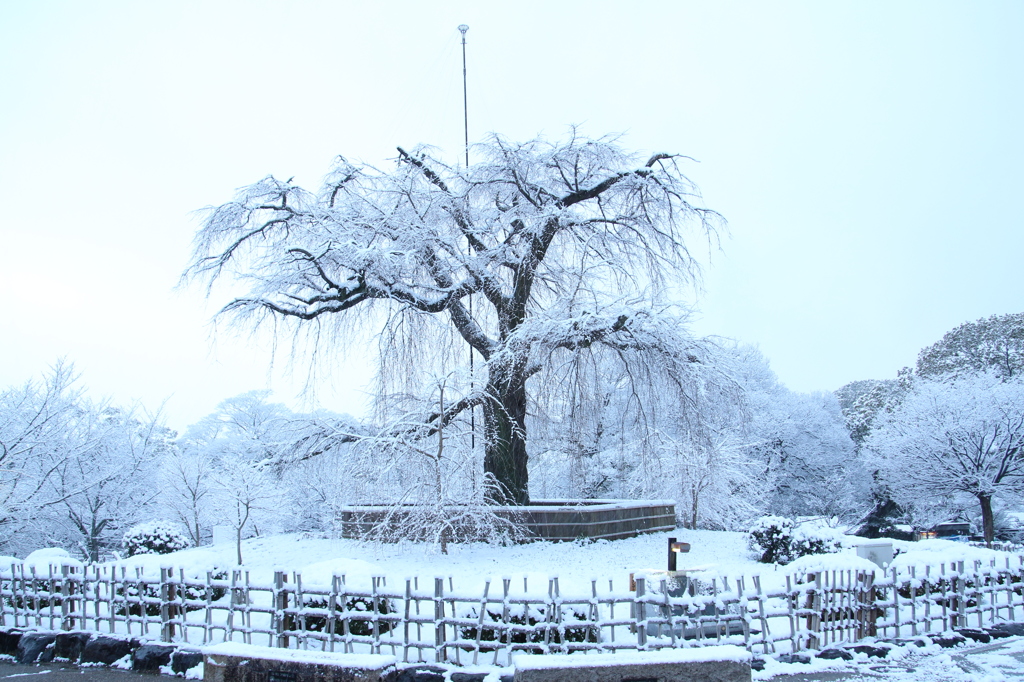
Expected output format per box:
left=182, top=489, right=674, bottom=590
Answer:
left=122, top=522, right=191, bottom=557
left=749, top=516, right=795, bottom=564
left=790, top=524, right=843, bottom=559
left=459, top=605, right=596, bottom=647
left=114, top=567, right=227, bottom=617
left=24, top=547, right=81, bottom=568
left=748, top=516, right=842, bottom=564
left=294, top=596, right=395, bottom=636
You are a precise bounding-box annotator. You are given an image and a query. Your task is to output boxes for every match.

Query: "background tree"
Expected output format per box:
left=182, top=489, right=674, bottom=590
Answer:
left=159, top=445, right=214, bottom=547
left=916, top=312, right=1024, bottom=380
left=180, top=391, right=300, bottom=548
left=184, top=132, right=722, bottom=504
left=184, top=391, right=296, bottom=462
left=0, top=362, right=80, bottom=550
left=0, top=364, right=170, bottom=560
left=836, top=372, right=915, bottom=448
left=864, top=373, right=1024, bottom=545
left=735, top=347, right=861, bottom=520
left=751, top=391, right=862, bottom=519
left=841, top=312, right=1024, bottom=538
left=39, top=404, right=167, bottom=562
left=663, top=432, right=765, bottom=531
left=211, top=453, right=283, bottom=565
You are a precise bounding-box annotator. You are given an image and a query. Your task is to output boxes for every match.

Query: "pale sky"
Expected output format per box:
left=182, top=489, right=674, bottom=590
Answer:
left=1, top=1, right=1021, bottom=432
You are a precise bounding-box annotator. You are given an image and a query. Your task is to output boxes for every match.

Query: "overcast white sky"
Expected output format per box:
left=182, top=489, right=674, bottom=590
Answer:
left=1, top=1, right=1021, bottom=432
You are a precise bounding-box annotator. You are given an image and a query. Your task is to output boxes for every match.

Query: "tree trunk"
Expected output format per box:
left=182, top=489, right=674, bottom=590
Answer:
left=690, top=490, right=699, bottom=530
left=88, top=516, right=108, bottom=563
left=979, top=492, right=995, bottom=547
left=483, top=377, right=530, bottom=505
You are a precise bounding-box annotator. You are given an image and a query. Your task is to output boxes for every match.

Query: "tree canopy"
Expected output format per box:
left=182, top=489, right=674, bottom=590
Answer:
left=916, top=312, right=1024, bottom=380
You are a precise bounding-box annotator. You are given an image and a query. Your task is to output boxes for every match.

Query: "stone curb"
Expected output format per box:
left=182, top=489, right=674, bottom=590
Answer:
left=0, top=628, right=203, bottom=676
left=0, top=630, right=512, bottom=681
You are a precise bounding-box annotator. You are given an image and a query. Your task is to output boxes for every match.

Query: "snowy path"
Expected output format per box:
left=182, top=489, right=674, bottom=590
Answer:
left=761, top=637, right=1024, bottom=681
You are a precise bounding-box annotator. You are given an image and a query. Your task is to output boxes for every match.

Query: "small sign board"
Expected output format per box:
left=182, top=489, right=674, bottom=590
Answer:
left=268, top=671, right=297, bottom=682
left=855, top=540, right=893, bottom=568
left=212, top=525, right=234, bottom=546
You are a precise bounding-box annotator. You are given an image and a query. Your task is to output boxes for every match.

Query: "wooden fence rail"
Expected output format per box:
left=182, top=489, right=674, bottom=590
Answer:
left=1, top=556, right=1022, bottom=666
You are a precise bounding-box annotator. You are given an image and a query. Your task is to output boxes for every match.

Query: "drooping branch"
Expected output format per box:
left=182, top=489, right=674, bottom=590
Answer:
left=263, top=390, right=490, bottom=470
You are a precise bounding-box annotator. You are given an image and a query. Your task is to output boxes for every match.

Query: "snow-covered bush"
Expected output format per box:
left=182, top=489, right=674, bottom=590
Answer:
left=122, top=521, right=191, bottom=557
left=24, top=547, right=81, bottom=568
left=748, top=516, right=842, bottom=564
left=790, top=524, right=843, bottom=558
left=748, top=516, right=795, bottom=563
left=114, top=567, right=226, bottom=616
left=459, top=604, right=596, bottom=645
left=293, top=596, right=395, bottom=636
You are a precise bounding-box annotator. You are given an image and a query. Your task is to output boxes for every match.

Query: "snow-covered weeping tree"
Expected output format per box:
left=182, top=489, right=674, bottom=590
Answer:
left=184, top=133, right=723, bottom=505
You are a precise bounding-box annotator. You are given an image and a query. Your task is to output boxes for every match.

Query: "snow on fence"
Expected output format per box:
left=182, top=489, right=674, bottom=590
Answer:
left=1, top=557, right=1023, bottom=666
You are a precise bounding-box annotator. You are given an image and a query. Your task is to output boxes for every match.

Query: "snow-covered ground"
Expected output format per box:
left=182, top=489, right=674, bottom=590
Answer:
left=98, top=529, right=1022, bottom=599
left=105, top=528, right=759, bottom=592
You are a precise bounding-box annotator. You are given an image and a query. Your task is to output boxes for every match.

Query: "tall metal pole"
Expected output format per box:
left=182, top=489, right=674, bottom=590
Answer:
left=459, top=25, right=470, bottom=167
left=458, top=24, right=475, bottom=452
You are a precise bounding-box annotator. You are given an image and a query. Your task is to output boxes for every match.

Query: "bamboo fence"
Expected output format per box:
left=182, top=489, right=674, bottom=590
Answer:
left=1, top=556, right=1022, bottom=666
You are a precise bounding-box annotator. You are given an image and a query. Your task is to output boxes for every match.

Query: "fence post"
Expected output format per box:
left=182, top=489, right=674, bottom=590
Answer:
left=274, top=571, right=289, bottom=648
left=295, top=573, right=306, bottom=650
left=501, top=577, right=513, bottom=665
left=60, top=565, right=72, bottom=631
left=159, top=567, right=174, bottom=642
left=804, top=573, right=821, bottom=651
left=977, top=560, right=986, bottom=628
left=891, top=566, right=900, bottom=639
left=635, top=576, right=647, bottom=650
left=956, top=560, right=967, bottom=629
left=203, top=570, right=214, bottom=645
left=753, top=575, right=772, bottom=654
left=785, top=575, right=797, bottom=651
left=1007, top=557, right=1015, bottom=622
left=857, top=571, right=878, bottom=639
left=403, top=579, right=413, bottom=664
left=28, top=565, right=40, bottom=629
left=328, top=576, right=340, bottom=654
left=908, top=566, right=917, bottom=637
left=434, top=577, right=447, bottom=662
left=542, top=578, right=554, bottom=652
left=371, top=576, right=381, bottom=656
